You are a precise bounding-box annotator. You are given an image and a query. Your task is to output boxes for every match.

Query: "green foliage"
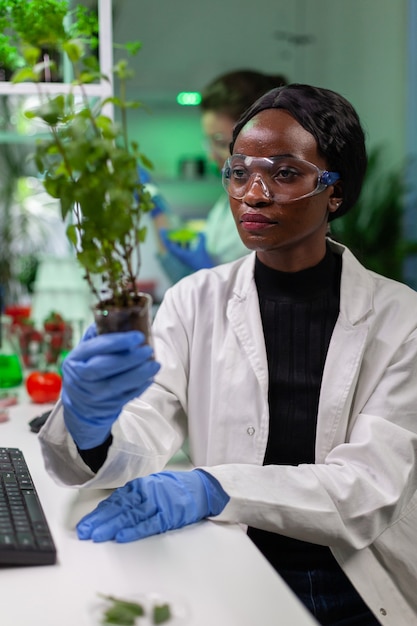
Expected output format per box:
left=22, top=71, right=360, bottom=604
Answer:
left=330, top=146, right=417, bottom=282
left=99, top=594, right=172, bottom=625
left=7, top=0, right=155, bottom=305
left=0, top=33, right=21, bottom=72
left=102, top=595, right=145, bottom=625
left=0, top=93, right=43, bottom=305
left=0, top=0, right=69, bottom=77
left=4, top=0, right=68, bottom=46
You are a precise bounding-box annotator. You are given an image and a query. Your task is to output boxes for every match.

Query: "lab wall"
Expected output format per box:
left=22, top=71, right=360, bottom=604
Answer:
left=113, top=0, right=408, bottom=294
left=117, top=0, right=407, bottom=173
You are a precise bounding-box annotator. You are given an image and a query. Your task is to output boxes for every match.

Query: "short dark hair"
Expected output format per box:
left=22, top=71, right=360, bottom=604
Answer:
left=200, top=70, right=288, bottom=121
left=231, top=84, right=368, bottom=221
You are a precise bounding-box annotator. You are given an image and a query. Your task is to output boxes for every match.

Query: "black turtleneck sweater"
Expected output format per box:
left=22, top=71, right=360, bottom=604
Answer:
left=248, top=245, right=342, bottom=570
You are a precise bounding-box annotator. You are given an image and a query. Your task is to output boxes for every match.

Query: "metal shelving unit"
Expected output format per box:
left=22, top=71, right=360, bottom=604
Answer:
left=0, top=0, right=115, bottom=312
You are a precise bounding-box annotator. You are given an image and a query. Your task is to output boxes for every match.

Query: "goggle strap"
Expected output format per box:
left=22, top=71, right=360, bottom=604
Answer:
left=320, top=171, right=340, bottom=186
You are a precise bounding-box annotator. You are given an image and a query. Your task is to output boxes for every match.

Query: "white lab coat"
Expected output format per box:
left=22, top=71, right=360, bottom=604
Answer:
left=39, top=239, right=417, bottom=625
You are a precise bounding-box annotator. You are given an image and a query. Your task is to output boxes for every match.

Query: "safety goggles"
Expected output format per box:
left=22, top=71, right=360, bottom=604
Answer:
left=204, top=133, right=231, bottom=157
left=222, top=154, right=340, bottom=203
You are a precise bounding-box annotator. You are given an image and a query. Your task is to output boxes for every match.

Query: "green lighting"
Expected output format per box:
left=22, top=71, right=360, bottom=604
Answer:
left=176, top=92, right=202, bottom=106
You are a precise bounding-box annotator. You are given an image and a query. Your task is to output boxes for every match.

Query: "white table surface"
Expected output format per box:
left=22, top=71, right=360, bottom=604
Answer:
left=0, top=401, right=318, bottom=626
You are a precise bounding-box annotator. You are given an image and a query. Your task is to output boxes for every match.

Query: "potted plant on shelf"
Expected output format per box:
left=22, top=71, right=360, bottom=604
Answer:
left=4, top=0, right=155, bottom=341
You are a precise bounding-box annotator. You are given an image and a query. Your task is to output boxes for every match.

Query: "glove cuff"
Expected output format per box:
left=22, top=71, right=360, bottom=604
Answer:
left=62, top=389, right=113, bottom=450
left=157, top=470, right=229, bottom=520
left=194, top=469, right=230, bottom=516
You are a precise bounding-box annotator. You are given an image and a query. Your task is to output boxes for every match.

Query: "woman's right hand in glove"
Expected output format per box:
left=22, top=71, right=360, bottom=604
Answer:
left=61, top=326, right=160, bottom=450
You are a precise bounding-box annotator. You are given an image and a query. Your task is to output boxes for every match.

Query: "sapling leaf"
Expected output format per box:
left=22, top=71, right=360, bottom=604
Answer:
left=139, top=154, right=154, bottom=170
left=66, top=224, right=77, bottom=246
left=96, top=115, right=117, bottom=139
left=103, top=96, right=124, bottom=108
left=77, top=70, right=97, bottom=84
left=21, top=44, right=41, bottom=66
left=11, top=67, right=38, bottom=83
left=137, top=226, right=148, bottom=242
left=124, top=41, right=142, bottom=55
left=62, top=38, right=84, bottom=63
left=60, top=195, right=73, bottom=220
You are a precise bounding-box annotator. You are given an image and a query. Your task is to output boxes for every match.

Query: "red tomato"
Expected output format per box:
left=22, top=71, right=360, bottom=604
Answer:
left=25, top=372, right=62, bottom=404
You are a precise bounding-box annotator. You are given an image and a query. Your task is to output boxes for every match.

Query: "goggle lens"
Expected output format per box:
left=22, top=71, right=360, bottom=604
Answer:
left=222, top=154, right=339, bottom=203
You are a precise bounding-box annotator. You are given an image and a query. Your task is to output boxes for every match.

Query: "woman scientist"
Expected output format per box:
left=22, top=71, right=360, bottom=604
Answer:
left=39, top=84, right=417, bottom=626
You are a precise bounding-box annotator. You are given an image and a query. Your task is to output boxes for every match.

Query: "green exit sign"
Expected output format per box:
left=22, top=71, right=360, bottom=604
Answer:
left=176, top=92, right=202, bottom=106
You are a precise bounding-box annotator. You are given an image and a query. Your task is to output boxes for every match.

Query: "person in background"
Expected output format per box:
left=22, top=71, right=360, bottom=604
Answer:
left=39, top=84, right=417, bottom=626
left=153, top=69, right=288, bottom=282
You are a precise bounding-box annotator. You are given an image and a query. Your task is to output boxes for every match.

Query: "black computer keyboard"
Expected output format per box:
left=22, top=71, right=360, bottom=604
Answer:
left=0, top=447, right=57, bottom=566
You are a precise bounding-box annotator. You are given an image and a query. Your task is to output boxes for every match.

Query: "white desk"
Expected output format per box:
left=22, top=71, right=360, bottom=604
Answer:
left=1, top=403, right=318, bottom=626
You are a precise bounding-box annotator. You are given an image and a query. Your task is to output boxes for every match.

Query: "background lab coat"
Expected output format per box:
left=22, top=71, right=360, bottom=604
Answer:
left=40, top=240, right=417, bottom=625
left=158, top=193, right=249, bottom=285
left=204, top=193, right=249, bottom=264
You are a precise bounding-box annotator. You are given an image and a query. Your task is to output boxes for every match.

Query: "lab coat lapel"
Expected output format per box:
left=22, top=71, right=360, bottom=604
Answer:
left=315, top=319, right=369, bottom=461
left=227, top=255, right=269, bottom=398
left=315, top=243, right=374, bottom=460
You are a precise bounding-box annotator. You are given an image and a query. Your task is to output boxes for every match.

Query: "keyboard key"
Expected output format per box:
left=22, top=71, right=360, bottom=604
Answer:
left=23, top=491, right=45, bottom=524
left=17, top=532, right=36, bottom=548
left=0, top=533, right=15, bottom=547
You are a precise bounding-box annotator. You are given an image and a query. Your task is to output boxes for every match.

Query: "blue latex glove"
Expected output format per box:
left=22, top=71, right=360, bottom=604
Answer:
left=76, top=469, right=230, bottom=543
left=137, top=166, right=152, bottom=185
left=160, top=229, right=214, bottom=271
left=61, top=326, right=160, bottom=450
left=149, top=193, right=169, bottom=218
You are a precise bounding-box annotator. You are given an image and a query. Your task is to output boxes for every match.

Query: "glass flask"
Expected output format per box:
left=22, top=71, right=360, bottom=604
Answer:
left=0, top=315, right=24, bottom=388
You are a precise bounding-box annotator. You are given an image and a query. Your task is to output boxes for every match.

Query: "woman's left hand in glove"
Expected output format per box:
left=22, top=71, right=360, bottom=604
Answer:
left=76, top=469, right=230, bottom=543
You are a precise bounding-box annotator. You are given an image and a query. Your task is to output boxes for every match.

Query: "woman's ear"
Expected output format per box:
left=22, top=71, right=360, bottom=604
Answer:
left=327, top=180, right=343, bottom=215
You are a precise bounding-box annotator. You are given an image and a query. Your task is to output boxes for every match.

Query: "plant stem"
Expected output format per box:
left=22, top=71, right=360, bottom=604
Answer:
left=119, top=75, right=128, bottom=150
